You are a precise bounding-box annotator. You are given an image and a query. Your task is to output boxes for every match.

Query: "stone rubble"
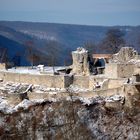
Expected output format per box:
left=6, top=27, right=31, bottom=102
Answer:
left=0, top=82, right=66, bottom=95
left=0, top=94, right=125, bottom=114
left=67, top=84, right=90, bottom=93
left=110, top=47, right=138, bottom=63
left=105, top=95, right=125, bottom=104
left=0, top=98, right=46, bottom=114
left=0, top=82, right=30, bottom=94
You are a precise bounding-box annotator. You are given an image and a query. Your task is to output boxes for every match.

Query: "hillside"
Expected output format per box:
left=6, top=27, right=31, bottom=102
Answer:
left=0, top=21, right=140, bottom=66
left=0, top=35, right=29, bottom=66
left=0, top=35, right=50, bottom=66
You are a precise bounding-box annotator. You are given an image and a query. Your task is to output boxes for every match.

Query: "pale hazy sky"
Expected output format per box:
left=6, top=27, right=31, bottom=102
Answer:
left=0, top=0, right=140, bottom=25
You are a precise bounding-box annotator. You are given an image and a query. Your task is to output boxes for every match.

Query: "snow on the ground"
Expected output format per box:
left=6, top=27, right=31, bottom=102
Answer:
left=66, top=94, right=125, bottom=106
left=0, top=82, right=66, bottom=95
left=4, top=68, right=41, bottom=75
left=67, top=85, right=90, bottom=93
left=0, top=66, right=68, bottom=75
left=0, top=98, right=47, bottom=114
left=0, top=94, right=125, bottom=114
left=79, top=97, right=93, bottom=105
left=33, top=85, right=66, bottom=94
left=105, top=95, right=125, bottom=103
left=0, top=82, right=31, bottom=94
left=0, top=97, right=10, bottom=113
left=65, top=95, right=105, bottom=106
left=14, top=99, right=34, bottom=110
left=79, top=96, right=105, bottom=106
left=44, top=66, right=68, bottom=73
left=31, top=99, right=46, bottom=103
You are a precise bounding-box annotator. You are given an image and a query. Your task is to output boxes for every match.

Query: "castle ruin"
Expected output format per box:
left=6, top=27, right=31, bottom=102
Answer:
left=0, top=46, right=140, bottom=108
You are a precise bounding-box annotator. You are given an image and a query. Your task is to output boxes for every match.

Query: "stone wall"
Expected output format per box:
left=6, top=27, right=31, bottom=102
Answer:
left=89, top=76, right=126, bottom=90
left=70, top=75, right=126, bottom=90
left=117, top=64, right=134, bottom=78
left=0, top=70, right=129, bottom=90
left=0, top=71, right=72, bottom=88
left=0, top=63, right=6, bottom=69
left=105, top=63, right=134, bottom=78
left=107, top=78, right=126, bottom=89
left=89, top=76, right=107, bottom=90
left=93, top=87, right=123, bottom=97
left=134, top=67, right=140, bottom=75
left=73, top=75, right=90, bottom=88
left=105, top=63, right=118, bottom=78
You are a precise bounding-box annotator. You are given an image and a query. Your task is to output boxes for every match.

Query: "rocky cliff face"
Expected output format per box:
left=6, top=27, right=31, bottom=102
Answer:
left=0, top=99, right=140, bottom=140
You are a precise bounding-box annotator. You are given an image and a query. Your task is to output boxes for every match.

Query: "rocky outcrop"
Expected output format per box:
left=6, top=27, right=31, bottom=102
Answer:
left=0, top=98, right=140, bottom=140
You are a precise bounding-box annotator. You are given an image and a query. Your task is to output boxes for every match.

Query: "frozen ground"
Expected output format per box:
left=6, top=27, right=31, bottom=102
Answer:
left=0, top=66, right=68, bottom=75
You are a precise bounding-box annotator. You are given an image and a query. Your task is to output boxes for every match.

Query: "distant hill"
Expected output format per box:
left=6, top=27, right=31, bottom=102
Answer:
left=0, top=21, right=140, bottom=66
left=0, top=34, right=30, bottom=66
left=0, top=34, right=51, bottom=66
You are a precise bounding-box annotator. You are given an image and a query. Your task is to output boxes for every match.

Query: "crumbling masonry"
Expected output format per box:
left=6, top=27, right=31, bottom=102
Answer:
left=0, top=46, right=140, bottom=108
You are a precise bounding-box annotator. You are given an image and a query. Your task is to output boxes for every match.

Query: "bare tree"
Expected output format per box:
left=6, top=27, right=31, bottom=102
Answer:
left=0, top=47, right=8, bottom=63
left=101, top=29, right=125, bottom=54
left=84, top=41, right=97, bottom=55
left=83, top=41, right=97, bottom=72
left=25, top=41, right=41, bottom=68
left=25, top=41, right=34, bottom=68
left=45, top=40, right=61, bottom=65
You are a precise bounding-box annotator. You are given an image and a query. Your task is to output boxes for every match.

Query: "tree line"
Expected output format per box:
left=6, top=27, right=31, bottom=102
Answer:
left=0, top=28, right=134, bottom=67
left=84, top=28, right=126, bottom=54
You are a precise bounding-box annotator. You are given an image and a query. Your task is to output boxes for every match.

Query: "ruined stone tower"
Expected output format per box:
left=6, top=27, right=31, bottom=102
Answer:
left=105, top=47, right=139, bottom=78
left=71, top=47, right=90, bottom=75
